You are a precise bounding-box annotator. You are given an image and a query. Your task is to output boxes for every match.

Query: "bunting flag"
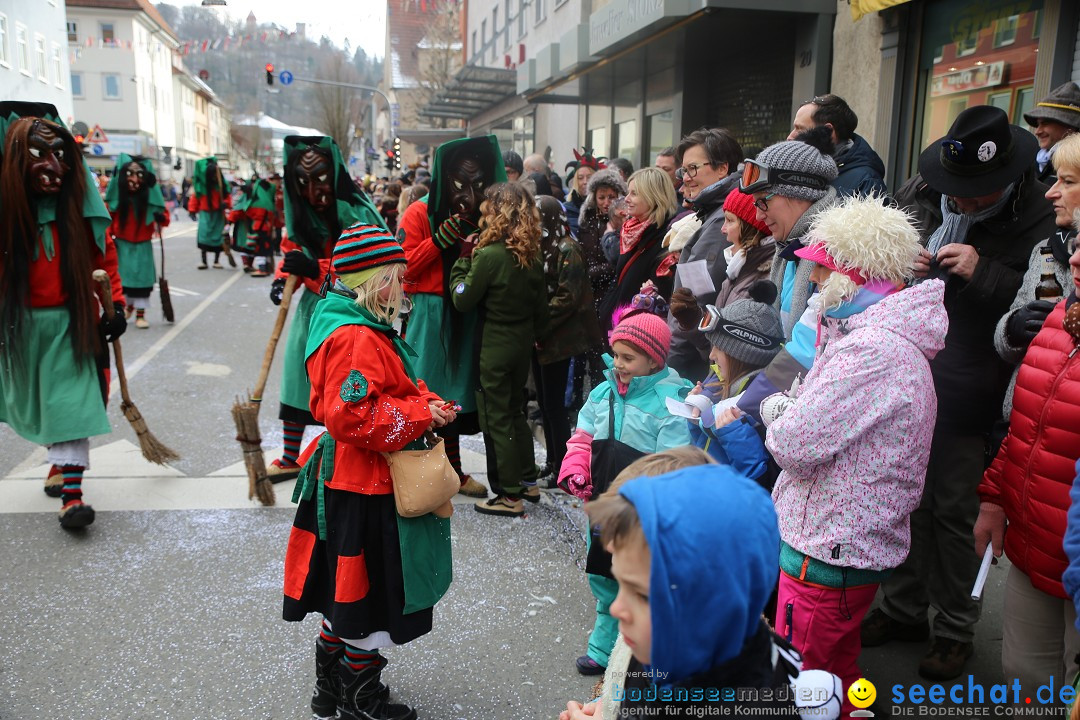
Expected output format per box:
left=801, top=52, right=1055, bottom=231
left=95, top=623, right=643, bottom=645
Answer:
left=76, top=29, right=301, bottom=57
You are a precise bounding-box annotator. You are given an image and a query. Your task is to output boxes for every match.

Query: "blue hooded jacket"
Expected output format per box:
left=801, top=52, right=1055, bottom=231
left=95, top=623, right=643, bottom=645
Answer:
left=619, top=465, right=781, bottom=686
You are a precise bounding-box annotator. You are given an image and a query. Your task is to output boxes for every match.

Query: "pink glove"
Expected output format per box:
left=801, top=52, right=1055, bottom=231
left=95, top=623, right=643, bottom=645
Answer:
left=562, top=473, right=593, bottom=501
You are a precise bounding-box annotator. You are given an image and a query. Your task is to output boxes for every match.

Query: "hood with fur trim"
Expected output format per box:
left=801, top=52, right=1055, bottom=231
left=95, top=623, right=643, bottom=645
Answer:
left=579, top=168, right=628, bottom=225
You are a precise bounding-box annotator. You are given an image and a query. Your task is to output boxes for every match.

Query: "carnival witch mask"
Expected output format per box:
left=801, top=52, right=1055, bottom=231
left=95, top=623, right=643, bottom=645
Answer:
left=123, top=161, right=146, bottom=195
left=446, top=154, right=485, bottom=220
left=293, top=148, right=334, bottom=212
left=28, top=120, right=69, bottom=195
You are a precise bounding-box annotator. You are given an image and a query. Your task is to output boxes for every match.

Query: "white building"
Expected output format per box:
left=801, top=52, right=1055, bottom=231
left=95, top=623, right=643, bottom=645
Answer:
left=66, top=0, right=178, bottom=176
left=0, top=0, right=74, bottom=123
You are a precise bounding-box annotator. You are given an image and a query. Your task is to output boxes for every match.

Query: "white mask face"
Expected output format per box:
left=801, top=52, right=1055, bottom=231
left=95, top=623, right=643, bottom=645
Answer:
left=724, top=245, right=746, bottom=280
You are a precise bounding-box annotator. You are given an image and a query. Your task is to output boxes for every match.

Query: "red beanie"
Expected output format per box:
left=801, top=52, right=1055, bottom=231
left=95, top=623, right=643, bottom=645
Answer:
left=724, top=190, right=771, bottom=236
left=609, top=312, right=671, bottom=369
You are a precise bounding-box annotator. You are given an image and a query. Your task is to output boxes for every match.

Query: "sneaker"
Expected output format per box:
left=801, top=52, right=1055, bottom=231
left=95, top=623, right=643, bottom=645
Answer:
left=250, top=269, right=270, bottom=278
left=474, top=495, right=524, bottom=517
left=457, top=475, right=488, bottom=498
left=197, top=263, right=208, bottom=270
left=266, top=458, right=302, bottom=482
left=918, top=637, right=973, bottom=681
left=212, top=262, right=224, bottom=269
left=521, top=484, right=541, bottom=504
left=861, top=607, right=929, bottom=647
left=44, top=468, right=64, bottom=498
left=575, top=655, right=606, bottom=676
left=58, top=501, right=95, bottom=529
left=135, top=317, right=150, bottom=329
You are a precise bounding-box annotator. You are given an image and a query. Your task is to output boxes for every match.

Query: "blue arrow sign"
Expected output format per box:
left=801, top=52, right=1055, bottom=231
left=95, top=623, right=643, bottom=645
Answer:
left=91, top=144, right=104, bottom=155
left=279, top=70, right=293, bottom=86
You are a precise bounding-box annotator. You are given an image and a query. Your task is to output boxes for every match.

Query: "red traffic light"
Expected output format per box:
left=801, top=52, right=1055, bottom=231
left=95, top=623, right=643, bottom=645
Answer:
left=74, top=134, right=85, bottom=144
left=265, top=63, right=274, bottom=86
left=265, top=63, right=274, bottom=72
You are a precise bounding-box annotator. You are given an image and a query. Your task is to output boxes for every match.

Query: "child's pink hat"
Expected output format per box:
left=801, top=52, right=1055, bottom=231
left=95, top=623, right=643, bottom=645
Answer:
left=609, top=312, right=671, bottom=368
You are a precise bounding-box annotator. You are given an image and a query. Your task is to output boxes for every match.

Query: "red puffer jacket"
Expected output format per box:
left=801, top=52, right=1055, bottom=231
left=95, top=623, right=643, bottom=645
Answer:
left=979, top=299, right=1080, bottom=598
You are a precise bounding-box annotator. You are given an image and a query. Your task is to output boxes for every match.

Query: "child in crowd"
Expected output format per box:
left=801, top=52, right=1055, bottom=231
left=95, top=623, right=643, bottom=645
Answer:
left=282, top=224, right=455, bottom=720
left=714, top=188, right=776, bottom=308
left=535, top=195, right=604, bottom=485
left=450, top=182, right=549, bottom=516
left=601, top=198, right=629, bottom=267
left=686, top=280, right=784, bottom=487
left=561, top=463, right=804, bottom=719
left=764, top=197, right=946, bottom=716
left=557, top=310, right=692, bottom=676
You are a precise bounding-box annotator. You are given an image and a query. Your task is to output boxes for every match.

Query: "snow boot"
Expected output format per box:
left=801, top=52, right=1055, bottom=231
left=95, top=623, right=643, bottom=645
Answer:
left=336, top=655, right=415, bottom=720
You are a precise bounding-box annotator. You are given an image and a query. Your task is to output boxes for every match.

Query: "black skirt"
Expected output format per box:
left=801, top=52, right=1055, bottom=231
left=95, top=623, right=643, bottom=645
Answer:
left=283, top=489, right=433, bottom=644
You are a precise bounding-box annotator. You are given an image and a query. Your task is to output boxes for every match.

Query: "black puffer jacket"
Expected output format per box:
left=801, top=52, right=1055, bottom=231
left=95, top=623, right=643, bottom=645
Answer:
left=895, top=169, right=1056, bottom=433
left=832, top=133, right=888, bottom=198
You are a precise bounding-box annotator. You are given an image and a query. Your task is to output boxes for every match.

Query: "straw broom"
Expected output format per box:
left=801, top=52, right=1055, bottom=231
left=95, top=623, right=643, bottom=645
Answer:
left=156, top=222, right=175, bottom=323
left=93, top=270, right=180, bottom=464
left=232, top=274, right=299, bottom=506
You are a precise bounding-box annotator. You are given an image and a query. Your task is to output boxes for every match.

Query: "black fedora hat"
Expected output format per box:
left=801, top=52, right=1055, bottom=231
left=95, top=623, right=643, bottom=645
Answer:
left=918, top=105, right=1037, bottom=198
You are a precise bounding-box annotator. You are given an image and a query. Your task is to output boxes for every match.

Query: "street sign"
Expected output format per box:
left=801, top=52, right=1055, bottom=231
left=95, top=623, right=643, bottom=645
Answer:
left=71, top=121, right=89, bottom=137
left=91, top=144, right=104, bottom=155
left=279, top=70, right=293, bottom=85
left=87, top=124, right=108, bottom=143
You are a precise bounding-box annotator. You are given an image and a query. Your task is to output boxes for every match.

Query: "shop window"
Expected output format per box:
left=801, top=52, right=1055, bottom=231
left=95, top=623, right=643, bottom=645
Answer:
left=648, top=110, right=673, bottom=165
left=588, top=128, right=608, bottom=159
left=616, top=120, right=637, bottom=161
left=992, top=15, right=1018, bottom=47
left=987, top=90, right=1011, bottom=114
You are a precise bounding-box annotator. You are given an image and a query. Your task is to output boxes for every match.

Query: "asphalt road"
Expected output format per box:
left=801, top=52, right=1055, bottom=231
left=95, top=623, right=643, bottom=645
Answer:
left=0, top=218, right=1017, bottom=719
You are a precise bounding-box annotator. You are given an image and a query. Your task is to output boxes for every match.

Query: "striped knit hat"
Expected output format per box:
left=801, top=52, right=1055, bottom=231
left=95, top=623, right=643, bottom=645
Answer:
left=609, top=312, right=671, bottom=369
left=332, top=223, right=406, bottom=276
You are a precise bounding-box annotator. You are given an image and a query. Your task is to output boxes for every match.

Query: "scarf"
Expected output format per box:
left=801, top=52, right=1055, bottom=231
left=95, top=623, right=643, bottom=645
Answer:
left=620, top=216, right=650, bottom=255
left=724, top=245, right=746, bottom=280
left=926, top=182, right=1015, bottom=255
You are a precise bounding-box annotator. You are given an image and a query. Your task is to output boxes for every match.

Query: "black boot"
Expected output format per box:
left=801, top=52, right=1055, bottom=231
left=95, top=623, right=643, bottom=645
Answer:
left=312, top=638, right=390, bottom=719
left=337, top=656, right=416, bottom=720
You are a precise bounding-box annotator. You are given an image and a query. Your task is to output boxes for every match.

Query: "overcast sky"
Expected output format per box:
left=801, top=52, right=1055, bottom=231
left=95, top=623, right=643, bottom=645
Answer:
left=172, top=0, right=386, bottom=59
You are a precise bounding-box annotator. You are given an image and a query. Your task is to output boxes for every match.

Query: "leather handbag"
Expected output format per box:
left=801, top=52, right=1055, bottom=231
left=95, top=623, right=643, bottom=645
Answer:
left=382, top=431, right=459, bottom=518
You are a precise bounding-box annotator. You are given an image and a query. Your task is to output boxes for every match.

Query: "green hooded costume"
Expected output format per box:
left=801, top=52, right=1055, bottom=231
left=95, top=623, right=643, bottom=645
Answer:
left=404, top=135, right=506, bottom=419
left=104, top=153, right=166, bottom=290
left=231, top=177, right=277, bottom=253
left=277, top=135, right=385, bottom=423
left=191, top=156, right=228, bottom=251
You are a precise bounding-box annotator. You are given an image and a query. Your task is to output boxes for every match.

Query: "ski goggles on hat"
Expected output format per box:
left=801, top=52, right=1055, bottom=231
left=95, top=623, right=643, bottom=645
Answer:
left=739, top=159, right=830, bottom=194
left=697, top=305, right=784, bottom=351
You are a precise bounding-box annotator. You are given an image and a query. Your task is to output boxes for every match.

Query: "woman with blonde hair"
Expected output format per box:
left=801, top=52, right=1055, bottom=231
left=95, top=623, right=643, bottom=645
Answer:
left=598, top=166, right=679, bottom=333
left=450, top=182, right=550, bottom=516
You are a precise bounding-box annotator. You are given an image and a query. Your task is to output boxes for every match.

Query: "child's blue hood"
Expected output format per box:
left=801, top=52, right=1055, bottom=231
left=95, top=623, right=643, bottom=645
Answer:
left=619, top=465, right=780, bottom=685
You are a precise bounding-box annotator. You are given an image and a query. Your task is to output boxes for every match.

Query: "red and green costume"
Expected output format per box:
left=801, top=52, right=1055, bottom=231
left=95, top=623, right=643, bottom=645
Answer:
left=104, top=153, right=169, bottom=307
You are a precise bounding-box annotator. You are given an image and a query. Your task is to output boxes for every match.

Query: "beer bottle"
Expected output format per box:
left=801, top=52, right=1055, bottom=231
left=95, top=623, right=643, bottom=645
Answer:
left=1035, top=245, right=1064, bottom=302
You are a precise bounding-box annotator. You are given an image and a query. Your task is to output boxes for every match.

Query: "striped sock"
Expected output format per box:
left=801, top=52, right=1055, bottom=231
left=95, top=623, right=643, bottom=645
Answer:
left=60, top=465, right=85, bottom=508
left=136, top=308, right=146, bottom=319
left=319, top=620, right=343, bottom=652
left=282, top=421, right=304, bottom=465
left=443, top=435, right=463, bottom=477
left=342, top=644, right=380, bottom=670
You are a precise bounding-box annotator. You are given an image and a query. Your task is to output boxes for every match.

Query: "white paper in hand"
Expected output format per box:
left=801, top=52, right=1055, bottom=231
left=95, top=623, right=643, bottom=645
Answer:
left=677, top=259, right=715, bottom=296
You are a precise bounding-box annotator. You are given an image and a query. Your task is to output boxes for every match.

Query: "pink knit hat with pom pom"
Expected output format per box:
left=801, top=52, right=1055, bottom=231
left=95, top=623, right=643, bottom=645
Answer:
left=609, top=312, right=671, bottom=368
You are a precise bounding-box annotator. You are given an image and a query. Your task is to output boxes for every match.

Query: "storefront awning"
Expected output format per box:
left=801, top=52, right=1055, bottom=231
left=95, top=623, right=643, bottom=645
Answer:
left=850, top=0, right=913, bottom=21
left=418, top=65, right=518, bottom=121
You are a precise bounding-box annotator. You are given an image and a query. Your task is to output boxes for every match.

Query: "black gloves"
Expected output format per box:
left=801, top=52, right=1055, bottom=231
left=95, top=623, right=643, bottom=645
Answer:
left=270, top=277, right=286, bottom=306
left=1005, top=300, right=1055, bottom=348
left=189, top=211, right=197, bottom=221
left=281, top=250, right=320, bottom=279
left=153, top=211, right=167, bottom=224
left=101, top=302, right=127, bottom=342
left=669, top=287, right=703, bottom=330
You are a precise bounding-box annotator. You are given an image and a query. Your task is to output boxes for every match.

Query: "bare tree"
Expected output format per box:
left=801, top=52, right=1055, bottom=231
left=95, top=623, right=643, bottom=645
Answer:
left=312, top=52, right=362, bottom=156
left=412, top=0, right=462, bottom=130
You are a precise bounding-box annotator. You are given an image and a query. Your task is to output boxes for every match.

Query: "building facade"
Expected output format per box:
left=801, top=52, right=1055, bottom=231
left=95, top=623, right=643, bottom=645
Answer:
left=0, top=0, right=74, bottom=123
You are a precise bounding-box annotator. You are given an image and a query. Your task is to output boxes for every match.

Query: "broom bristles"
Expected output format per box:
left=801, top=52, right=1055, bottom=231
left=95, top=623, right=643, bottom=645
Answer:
left=232, top=396, right=275, bottom=506
left=121, top=400, right=179, bottom=464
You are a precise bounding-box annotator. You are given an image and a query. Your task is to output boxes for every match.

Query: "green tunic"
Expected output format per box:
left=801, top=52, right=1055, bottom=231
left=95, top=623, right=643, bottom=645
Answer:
left=115, top=238, right=156, bottom=288
left=0, top=307, right=110, bottom=445
left=196, top=210, right=225, bottom=250
left=405, top=293, right=479, bottom=414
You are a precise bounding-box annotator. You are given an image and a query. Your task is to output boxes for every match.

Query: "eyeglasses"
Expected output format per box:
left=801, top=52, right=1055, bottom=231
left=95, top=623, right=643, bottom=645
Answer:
left=753, top=193, right=777, bottom=212
left=675, top=163, right=705, bottom=181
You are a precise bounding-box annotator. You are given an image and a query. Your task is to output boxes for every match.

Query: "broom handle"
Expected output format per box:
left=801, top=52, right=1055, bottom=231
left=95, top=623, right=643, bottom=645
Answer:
left=92, top=270, right=133, bottom=405
left=251, top=274, right=299, bottom=402
left=156, top=221, right=165, bottom=278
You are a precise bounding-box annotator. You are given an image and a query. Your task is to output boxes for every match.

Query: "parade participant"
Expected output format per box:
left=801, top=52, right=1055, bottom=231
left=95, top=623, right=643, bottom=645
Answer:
left=557, top=310, right=691, bottom=676
left=283, top=223, right=453, bottom=720
left=267, top=135, right=384, bottom=481
left=0, top=102, right=126, bottom=529
left=534, top=195, right=603, bottom=486
left=398, top=135, right=507, bottom=499
left=188, top=156, right=230, bottom=269
left=449, top=182, right=548, bottom=515
left=766, top=197, right=946, bottom=713
left=229, top=176, right=278, bottom=277
left=104, top=153, right=168, bottom=328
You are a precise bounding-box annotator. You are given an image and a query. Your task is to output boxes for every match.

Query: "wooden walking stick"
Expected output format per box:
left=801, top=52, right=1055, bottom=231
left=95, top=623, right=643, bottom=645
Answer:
left=93, top=270, right=180, bottom=464
left=156, top=222, right=175, bottom=323
left=231, top=274, right=299, bottom=506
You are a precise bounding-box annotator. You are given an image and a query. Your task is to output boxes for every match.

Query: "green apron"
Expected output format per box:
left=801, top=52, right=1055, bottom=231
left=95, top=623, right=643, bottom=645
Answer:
left=405, top=293, right=479, bottom=414
left=196, top=210, right=225, bottom=250
left=0, top=307, right=110, bottom=445
left=115, top=238, right=157, bottom=289
left=280, top=289, right=321, bottom=412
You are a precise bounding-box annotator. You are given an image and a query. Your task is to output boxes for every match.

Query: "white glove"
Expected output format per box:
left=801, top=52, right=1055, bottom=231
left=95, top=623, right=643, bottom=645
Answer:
left=759, top=374, right=802, bottom=428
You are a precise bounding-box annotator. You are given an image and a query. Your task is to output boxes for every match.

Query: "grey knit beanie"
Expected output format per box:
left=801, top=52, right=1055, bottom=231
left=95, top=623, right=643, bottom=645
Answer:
left=754, top=140, right=838, bottom=202
left=702, top=281, right=784, bottom=366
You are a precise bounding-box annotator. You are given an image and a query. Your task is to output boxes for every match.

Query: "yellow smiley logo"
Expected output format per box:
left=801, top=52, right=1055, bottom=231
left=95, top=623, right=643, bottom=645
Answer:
left=848, top=678, right=876, bottom=709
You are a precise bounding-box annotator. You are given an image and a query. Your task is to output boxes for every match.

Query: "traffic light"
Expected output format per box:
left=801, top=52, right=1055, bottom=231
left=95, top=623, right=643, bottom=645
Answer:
left=73, top=133, right=88, bottom=154
left=393, top=137, right=401, bottom=171
left=384, top=149, right=394, bottom=171
left=265, top=63, right=274, bottom=85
